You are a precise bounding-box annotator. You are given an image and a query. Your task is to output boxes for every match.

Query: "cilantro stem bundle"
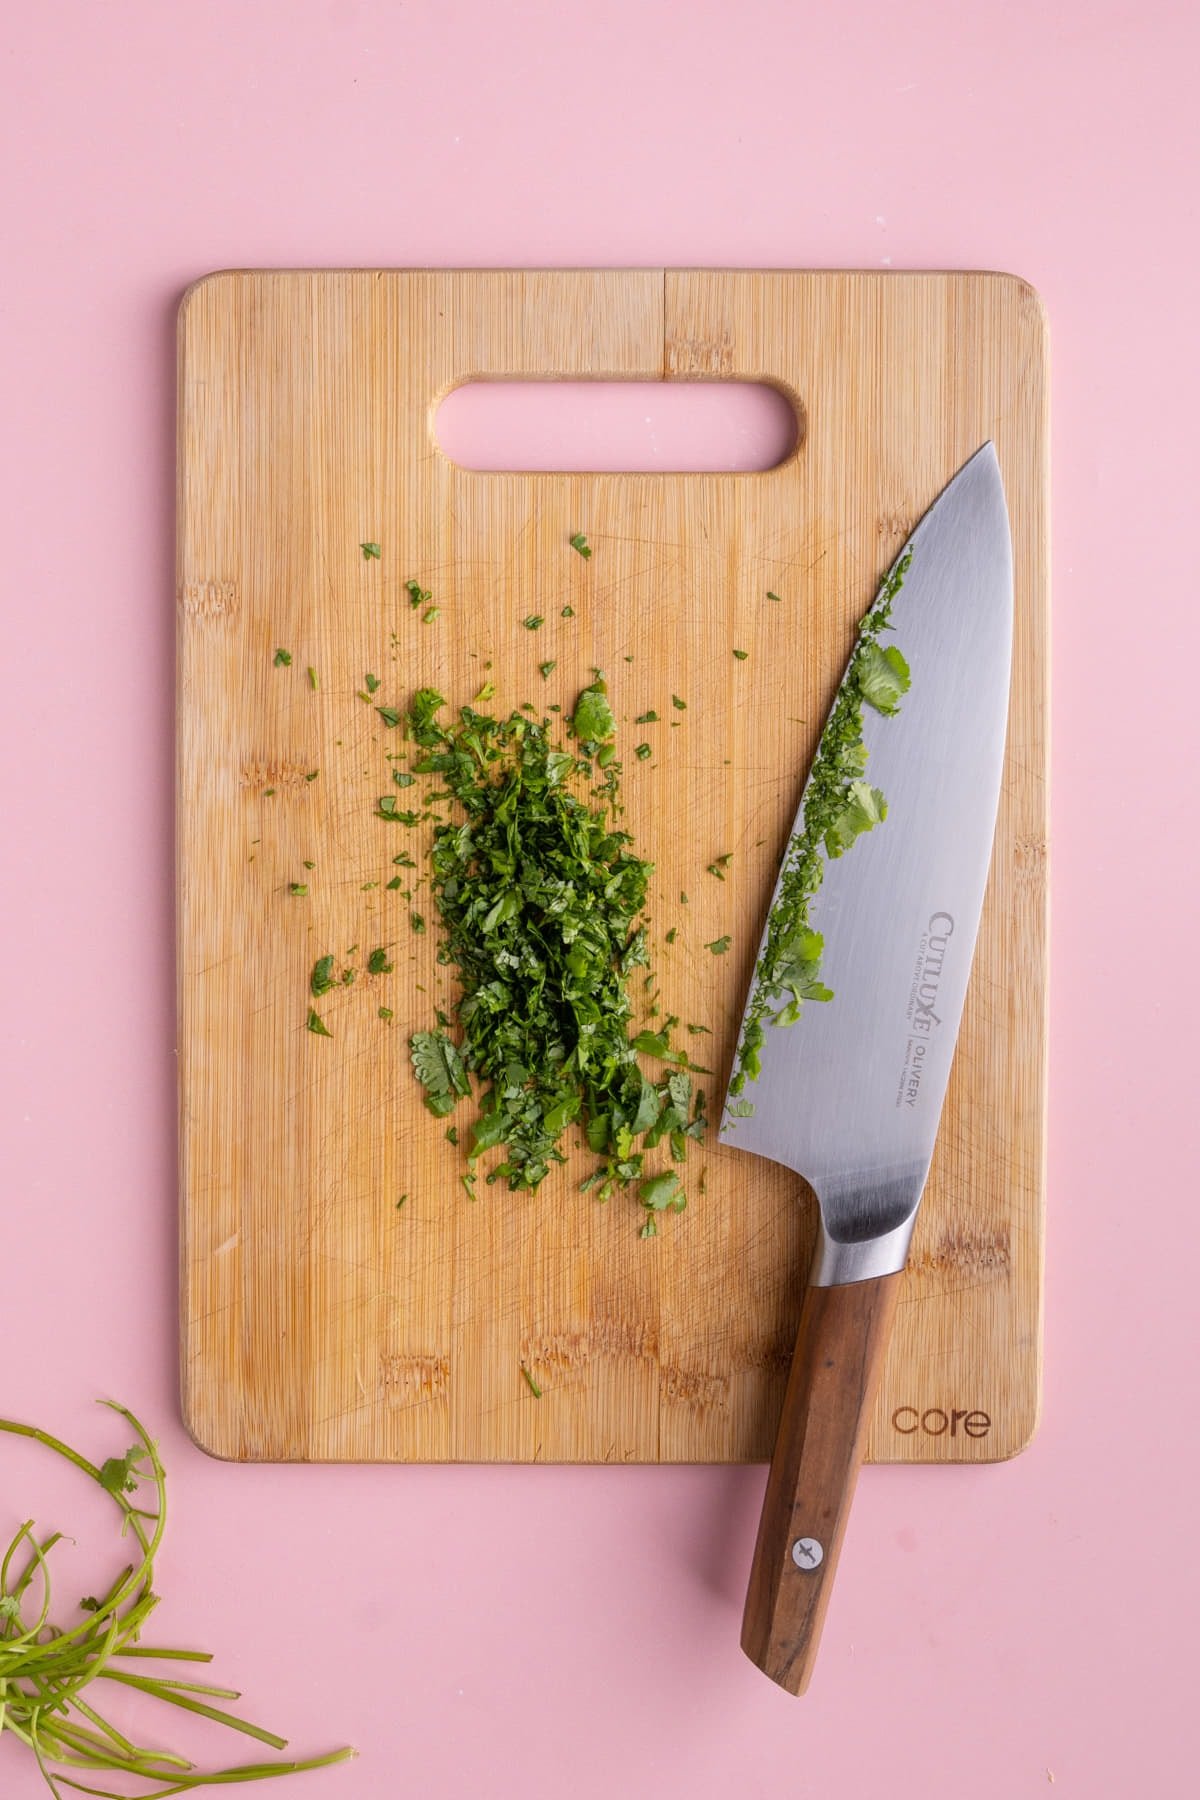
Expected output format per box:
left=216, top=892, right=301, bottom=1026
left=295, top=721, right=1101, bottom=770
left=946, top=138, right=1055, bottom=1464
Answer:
left=0, top=1403, right=353, bottom=1797
left=403, top=680, right=705, bottom=1230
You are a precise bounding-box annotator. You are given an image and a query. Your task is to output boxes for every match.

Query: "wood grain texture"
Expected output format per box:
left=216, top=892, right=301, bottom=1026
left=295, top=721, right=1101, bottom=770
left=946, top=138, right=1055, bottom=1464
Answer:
left=741, top=1272, right=904, bottom=1694
left=177, top=269, right=1048, bottom=1463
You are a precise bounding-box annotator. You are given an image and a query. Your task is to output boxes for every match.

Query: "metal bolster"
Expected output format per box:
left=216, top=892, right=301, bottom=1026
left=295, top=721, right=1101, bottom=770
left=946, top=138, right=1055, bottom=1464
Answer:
left=811, top=1213, right=919, bottom=1285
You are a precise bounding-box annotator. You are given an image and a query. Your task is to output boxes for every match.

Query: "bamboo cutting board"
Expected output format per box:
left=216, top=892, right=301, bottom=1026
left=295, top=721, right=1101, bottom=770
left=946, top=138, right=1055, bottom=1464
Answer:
left=177, top=269, right=1047, bottom=1464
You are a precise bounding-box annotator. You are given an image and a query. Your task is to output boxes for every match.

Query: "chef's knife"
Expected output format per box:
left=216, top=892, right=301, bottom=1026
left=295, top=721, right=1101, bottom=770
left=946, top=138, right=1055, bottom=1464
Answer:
left=723, top=443, right=1013, bottom=1695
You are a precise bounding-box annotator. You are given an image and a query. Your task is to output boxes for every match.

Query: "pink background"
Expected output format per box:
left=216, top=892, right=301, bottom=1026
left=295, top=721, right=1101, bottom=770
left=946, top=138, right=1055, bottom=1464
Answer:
left=3, top=2, right=1198, bottom=1795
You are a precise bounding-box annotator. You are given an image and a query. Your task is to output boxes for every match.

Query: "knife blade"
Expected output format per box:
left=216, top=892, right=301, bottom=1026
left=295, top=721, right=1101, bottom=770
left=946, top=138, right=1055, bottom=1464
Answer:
left=724, top=442, right=1013, bottom=1695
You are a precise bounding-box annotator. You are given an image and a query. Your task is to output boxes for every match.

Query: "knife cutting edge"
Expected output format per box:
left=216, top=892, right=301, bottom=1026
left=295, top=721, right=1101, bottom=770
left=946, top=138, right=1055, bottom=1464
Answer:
left=722, top=443, right=1013, bottom=1694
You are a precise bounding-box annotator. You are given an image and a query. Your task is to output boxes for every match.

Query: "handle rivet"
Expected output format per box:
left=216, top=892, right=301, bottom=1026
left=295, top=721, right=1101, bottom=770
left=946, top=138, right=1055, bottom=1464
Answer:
left=791, top=1536, right=824, bottom=1570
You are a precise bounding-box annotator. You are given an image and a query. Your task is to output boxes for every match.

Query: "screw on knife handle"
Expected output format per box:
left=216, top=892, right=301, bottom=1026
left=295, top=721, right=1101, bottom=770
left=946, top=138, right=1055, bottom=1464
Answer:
left=740, top=1269, right=903, bottom=1695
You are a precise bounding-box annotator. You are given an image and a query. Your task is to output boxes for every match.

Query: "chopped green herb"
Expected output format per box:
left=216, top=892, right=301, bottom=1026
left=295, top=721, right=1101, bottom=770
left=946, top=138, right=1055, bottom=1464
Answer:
left=569, top=532, right=592, bottom=559
left=664, top=927, right=677, bottom=945
left=364, top=672, right=380, bottom=693
left=733, top=648, right=749, bottom=661
left=262, top=787, right=275, bottom=798
left=635, top=743, right=652, bottom=761
left=423, top=606, right=440, bottom=624
left=305, top=769, right=319, bottom=781
left=705, top=936, right=732, bottom=956
left=361, top=542, right=381, bottom=559
left=680, top=891, right=689, bottom=905
left=635, top=710, right=659, bottom=724
left=538, top=660, right=557, bottom=679
left=393, top=852, right=416, bottom=868
left=523, top=615, right=544, bottom=631
left=445, top=1124, right=459, bottom=1146
left=561, top=604, right=575, bottom=618
left=671, top=695, right=687, bottom=711
left=520, top=1364, right=543, bottom=1399
left=289, top=882, right=308, bottom=897
left=393, top=770, right=416, bottom=788
left=729, top=547, right=913, bottom=1108
left=303, top=858, right=316, bottom=868
left=639, top=1170, right=686, bottom=1214
left=396, top=1193, right=407, bottom=1207
left=386, top=876, right=404, bottom=890
left=376, top=705, right=402, bottom=728
left=766, top=590, right=782, bottom=602
left=311, top=955, right=335, bottom=995
left=686, top=1022, right=711, bottom=1036
left=273, top=648, right=292, bottom=667
left=410, top=912, right=426, bottom=934
left=399, top=685, right=706, bottom=1219
left=307, top=666, right=319, bottom=689
left=706, top=854, right=732, bottom=881
left=307, top=1009, right=332, bottom=1037
left=474, top=681, right=496, bottom=704
left=571, top=678, right=615, bottom=745
left=379, top=1007, right=394, bottom=1020
left=377, top=796, right=423, bottom=824
left=367, top=947, right=394, bottom=975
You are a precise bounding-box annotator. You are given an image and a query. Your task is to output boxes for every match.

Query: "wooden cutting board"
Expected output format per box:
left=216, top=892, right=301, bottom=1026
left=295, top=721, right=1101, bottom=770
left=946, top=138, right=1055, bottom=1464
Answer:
left=177, top=269, right=1047, bottom=1464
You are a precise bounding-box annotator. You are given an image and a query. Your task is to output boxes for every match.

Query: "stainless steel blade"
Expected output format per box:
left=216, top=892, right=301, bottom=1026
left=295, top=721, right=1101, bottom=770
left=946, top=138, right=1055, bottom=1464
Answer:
left=721, top=443, right=1013, bottom=1283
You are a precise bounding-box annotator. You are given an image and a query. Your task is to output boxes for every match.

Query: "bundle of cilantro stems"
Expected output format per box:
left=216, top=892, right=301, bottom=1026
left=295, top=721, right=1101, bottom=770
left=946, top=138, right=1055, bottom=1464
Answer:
left=402, top=678, right=706, bottom=1235
left=0, top=1403, right=353, bottom=1797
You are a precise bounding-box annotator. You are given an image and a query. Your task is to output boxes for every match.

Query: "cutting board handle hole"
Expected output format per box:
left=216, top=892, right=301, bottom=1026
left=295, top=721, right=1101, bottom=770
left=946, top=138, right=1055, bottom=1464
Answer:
left=434, top=381, right=800, bottom=473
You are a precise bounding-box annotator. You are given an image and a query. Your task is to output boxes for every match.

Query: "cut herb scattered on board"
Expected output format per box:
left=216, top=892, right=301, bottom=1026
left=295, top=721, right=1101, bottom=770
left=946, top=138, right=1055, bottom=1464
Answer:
left=729, top=547, right=913, bottom=1107
left=401, top=680, right=705, bottom=1223
left=0, top=1402, right=353, bottom=1795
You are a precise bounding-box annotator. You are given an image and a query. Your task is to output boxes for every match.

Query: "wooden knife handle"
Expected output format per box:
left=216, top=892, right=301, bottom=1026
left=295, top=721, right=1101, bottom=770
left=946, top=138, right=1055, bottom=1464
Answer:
left=741, top=1270, right=903, bottom=1695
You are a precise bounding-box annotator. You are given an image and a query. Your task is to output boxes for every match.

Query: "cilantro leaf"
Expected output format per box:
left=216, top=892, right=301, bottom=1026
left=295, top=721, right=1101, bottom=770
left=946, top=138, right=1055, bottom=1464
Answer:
left=273, top=648, right=292, bottom=667
left=857, top=640, right=911, bottom=716
left=824, top=780, right=887, bottom=858
left=571, top=680, right=615, bottom=743
left=361, top=542, right=381, bottom=559
left=569, top=532, right=592, bottom=559
left=307, top=1010, right=332, bottom=1038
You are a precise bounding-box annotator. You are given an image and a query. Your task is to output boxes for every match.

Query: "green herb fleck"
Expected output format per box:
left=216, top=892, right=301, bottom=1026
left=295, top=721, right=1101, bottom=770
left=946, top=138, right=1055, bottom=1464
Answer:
left=423, top=606, right=440, bottom=624
left=766, top=590, right=782, bottom=603
left=307, top=1009, right=332, bottom=1037
left=361, top=542, right=381, bottom=559
left=635, top=710, right=659, bottom=724
left=273, top=648, right=292, bottom=667
left=289, top=882, right=308, bottom=897
left=393, top=771, right=416, bottom=788
left=635, top=743, right=652, bottom=761
left=367, top=947, right=394, bottom=975
left=561, top=604, right=575, bottom=618
left=569, top=532, right=592, bottom=559
left=733, top=648, right=749, bottom=661
left=664, top=927, right=677, bottom=945
left=538, top=660, right=557, bottom=680
left=307, top=666, right=319, bottom=689
left=311, top=955, right=335, bottom=995
left=410, top=912, right=426, bottom=934
left=520, top=1363, right=543, bottom=1399
left=379, top=1007, right=394, bottom=1020
left=523, top=615, right=544, bottom=631
left=671, top=695, right=686, bottom=711
left=376, top=705, right=402, bottom=728
left=705, top=936, right=731, bottom=956
left=305, top=769, right=319, bottom=782
left=405, top=578, right=432, bottom=610
left=396, top=1193, right=407, bottom=1207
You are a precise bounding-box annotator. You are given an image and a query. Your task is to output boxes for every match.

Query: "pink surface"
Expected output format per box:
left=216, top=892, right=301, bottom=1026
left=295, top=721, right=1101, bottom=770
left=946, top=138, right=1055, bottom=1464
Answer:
left=2, top=2, right=1197, bottom=1795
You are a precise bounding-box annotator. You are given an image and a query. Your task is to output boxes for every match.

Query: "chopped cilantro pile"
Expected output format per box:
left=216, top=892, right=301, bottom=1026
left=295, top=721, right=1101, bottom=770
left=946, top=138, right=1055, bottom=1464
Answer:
left=402, top=680, right=705, bottom=1218
left=728, top=548, right=912, bottom=1107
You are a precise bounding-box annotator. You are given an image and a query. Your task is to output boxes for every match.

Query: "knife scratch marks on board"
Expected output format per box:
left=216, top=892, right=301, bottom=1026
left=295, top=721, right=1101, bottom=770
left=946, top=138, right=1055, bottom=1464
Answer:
left=377, top=1350, right=450, bottom=1406
left=907, top=1225, right=1011, bottom=1283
